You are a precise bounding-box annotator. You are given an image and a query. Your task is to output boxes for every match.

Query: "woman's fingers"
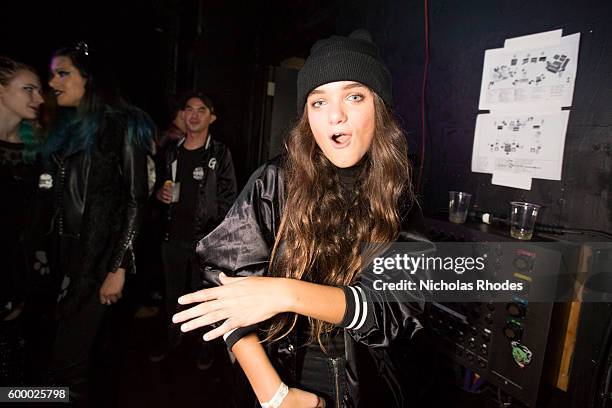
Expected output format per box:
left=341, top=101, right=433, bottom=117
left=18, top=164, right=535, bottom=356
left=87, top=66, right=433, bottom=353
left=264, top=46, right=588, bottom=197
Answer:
left=179, top=308, right=229, bottom=332
left=203, top=318, right=237, bottom=341
left=285, top=388, right=323, bottom=408
left=178, top=277, right=254, bottom=305
left=172, top=299, right=225, bottom=324
left=218, top=272, right=249, bottom=285
left=177, top=287, right=220, bottom=305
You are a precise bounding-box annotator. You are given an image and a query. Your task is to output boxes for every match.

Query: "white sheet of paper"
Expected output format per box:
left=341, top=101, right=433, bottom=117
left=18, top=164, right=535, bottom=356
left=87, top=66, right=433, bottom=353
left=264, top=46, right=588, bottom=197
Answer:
left=504, top=29, right=562, bottom=48
left=479, top=33, right=580, bottom=110
left=491, top=172, right=533, bottom=190
left=471, top=111, right=570, bottom=180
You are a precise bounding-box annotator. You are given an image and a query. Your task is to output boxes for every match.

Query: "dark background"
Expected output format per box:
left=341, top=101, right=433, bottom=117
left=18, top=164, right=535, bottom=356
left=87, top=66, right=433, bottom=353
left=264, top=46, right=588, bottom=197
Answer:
left=1, top=0, right=610, bottom=233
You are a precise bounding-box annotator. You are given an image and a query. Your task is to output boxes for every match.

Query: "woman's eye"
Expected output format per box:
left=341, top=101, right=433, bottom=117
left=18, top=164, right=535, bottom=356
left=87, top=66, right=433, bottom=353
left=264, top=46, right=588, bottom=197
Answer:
left=311, top=100, right=325, bottom=108
left=347, top=93, right=364, bottom=102
left=23, top=86, right=33, bottom=93
left=58, top=71, right=70, bottom=78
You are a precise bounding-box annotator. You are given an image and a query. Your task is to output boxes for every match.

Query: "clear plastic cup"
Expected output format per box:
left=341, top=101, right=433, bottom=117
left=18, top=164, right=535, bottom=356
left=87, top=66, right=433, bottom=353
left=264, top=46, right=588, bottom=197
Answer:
left=171, top=181, right=181, bottom=203
left=510, top=202, right=540, bottom=240
left=449, top=191, right=472, bottom=224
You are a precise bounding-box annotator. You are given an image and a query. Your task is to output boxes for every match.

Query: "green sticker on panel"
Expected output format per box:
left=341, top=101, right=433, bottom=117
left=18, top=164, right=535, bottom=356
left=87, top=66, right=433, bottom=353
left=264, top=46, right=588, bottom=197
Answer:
left=511, top=341, right=532, bottom=368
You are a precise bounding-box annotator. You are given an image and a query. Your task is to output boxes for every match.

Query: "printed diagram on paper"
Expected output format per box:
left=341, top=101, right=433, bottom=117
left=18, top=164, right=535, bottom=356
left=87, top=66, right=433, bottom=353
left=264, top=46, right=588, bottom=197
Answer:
left=479, top=33, right=579, bottom=110
left=472, top=111, right=569, bottom=180
left=472, top=30, right=580, bottom=189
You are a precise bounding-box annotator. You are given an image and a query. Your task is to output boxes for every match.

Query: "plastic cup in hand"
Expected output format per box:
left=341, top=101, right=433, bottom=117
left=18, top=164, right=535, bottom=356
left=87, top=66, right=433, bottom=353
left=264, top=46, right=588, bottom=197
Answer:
left=171, top=181, right=181, bottom=203
left=510, top=201, right=540, bottom=240
left=448, top=191, right=472, bottom=224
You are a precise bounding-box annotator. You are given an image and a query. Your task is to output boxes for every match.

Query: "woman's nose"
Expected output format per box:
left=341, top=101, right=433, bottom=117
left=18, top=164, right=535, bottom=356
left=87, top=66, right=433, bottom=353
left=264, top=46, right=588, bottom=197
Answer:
left=48, top=75, right=58, bottom=89
left=327, top=101, right=347, bottom=125
left=33, top=90, right=44, bottom=105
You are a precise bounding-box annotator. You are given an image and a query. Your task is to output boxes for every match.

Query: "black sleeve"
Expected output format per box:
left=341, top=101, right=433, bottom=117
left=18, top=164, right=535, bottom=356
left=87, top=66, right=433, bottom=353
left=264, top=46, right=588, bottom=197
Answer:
left=196, top=162, right=282, bottom=349
left=338, top=201, right=433, bottom=347
left=108, top=126, right=151, bottom=273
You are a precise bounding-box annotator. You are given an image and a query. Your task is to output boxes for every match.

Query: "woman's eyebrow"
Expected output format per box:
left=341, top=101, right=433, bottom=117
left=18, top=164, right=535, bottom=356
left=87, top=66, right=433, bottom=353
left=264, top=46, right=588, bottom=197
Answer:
left=309, top=82, right=365, bottom=97
left=342, top=82, right=365, bottom=90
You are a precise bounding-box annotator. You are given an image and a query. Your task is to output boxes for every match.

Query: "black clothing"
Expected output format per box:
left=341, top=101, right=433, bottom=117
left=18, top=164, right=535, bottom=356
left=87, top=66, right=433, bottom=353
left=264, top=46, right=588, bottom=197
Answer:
left=46, top=109, right=152, bottom=314
left=301, top=342, right=348, bottom=407
left=169, top=144, right=206, bottom=242
left=157, top=240, right=197, bottom=350
left=43, top=106, right=154, bottom=403
left=157, top=136, right=237, bottom=246
left=334, top=160, right=365, bottom=194
left=154, top=135, right=236, bottom=354
left=0, top=140, right=29, bottom=385
left=196, top=157, right=431, bottom=407
left=0, top=140, right=39, bottom=312
left=0, top=139, right=54, bottom=386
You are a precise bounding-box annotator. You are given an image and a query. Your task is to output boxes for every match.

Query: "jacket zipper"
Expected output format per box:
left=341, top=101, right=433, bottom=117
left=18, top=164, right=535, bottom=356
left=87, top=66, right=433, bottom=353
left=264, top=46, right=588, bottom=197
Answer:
left=331, top=357, right=341, bottom=408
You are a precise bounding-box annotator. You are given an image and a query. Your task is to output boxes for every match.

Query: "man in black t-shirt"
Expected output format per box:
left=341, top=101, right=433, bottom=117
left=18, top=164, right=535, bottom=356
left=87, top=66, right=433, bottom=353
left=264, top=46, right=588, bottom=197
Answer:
left=154, top=92, right=237, bottom=367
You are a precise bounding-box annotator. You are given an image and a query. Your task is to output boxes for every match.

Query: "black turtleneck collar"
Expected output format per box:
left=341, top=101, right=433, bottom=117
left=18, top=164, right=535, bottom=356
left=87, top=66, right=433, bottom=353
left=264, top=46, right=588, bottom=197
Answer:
left=334, top=157, right=366, bottom=193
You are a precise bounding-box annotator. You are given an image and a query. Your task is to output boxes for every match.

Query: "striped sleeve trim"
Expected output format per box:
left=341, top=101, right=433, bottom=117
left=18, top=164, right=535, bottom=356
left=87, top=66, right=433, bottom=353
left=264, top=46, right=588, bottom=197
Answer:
left=222, top=328, right=238, bottom=342
left=223, top=324, right=258, bottom=350
left=339, top=286, right=369, bottom=331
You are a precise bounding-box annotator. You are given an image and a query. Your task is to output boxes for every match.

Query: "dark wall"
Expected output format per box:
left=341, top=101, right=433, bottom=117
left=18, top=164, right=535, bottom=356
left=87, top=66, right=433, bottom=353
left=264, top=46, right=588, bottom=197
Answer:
left=180, top=0, right=338, bottom=187
left=0, top=0, right=176, bottom=128
left=338, top=0, right=612, bottom=233
left=3, top=0, right=609, bottom=231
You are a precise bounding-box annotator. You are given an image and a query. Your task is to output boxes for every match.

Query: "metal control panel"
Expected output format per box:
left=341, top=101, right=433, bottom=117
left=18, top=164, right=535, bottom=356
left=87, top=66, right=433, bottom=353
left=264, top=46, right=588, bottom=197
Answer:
left=424, top=216, right=575, bottom=407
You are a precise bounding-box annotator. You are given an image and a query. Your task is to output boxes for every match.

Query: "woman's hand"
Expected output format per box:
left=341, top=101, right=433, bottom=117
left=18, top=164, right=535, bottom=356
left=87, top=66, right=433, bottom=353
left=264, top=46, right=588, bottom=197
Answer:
left=172, top=273, right=293, bottom=340
left=281, top=388, right=325, bottom=407
left=99, top=267, right=125, bottom=305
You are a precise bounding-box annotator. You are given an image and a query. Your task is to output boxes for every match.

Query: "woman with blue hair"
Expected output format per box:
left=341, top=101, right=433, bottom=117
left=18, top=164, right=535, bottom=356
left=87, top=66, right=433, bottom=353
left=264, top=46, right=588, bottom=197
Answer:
left=44, top=42, right=155, bottom=403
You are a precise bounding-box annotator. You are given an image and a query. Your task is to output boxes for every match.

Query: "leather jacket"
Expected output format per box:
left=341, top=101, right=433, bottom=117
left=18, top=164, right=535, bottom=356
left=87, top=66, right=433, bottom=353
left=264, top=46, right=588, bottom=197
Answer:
left=46, top=108, right=152, bottom=310
left=196, top=157, right=432, bottom=407
left=156, top=135, right=237, bottom=245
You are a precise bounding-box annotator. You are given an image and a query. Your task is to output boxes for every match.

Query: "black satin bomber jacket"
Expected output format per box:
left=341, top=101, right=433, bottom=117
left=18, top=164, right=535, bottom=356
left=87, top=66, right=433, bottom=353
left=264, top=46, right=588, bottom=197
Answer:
left=196, top=157, right=432, bottom=407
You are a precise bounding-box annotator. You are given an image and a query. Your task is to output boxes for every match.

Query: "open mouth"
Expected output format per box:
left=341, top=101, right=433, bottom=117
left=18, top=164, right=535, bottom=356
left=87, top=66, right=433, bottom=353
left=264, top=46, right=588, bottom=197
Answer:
left=330, top=132, right=351, bottom=148
left=53, top=90, right=63, bottom=97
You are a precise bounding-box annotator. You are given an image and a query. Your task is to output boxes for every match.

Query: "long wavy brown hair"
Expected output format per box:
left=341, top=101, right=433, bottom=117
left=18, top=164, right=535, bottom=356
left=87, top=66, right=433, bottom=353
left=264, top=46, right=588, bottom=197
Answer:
left=265, top=91, right=414, bottom=347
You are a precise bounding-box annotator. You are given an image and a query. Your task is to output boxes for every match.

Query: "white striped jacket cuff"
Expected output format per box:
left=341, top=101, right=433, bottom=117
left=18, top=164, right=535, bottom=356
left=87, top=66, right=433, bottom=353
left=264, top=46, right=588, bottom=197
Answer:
left=339, top=285, right=373, bottom=331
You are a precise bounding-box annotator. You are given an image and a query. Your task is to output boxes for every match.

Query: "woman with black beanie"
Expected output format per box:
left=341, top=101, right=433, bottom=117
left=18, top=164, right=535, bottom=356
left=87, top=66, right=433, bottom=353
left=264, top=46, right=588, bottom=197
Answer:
left=174, top=30, right=430, bottom=407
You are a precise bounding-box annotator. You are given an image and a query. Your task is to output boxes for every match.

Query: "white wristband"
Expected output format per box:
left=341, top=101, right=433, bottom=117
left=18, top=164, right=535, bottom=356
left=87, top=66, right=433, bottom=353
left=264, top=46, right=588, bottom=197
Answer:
left=260, top=382, right=289, bottom=408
